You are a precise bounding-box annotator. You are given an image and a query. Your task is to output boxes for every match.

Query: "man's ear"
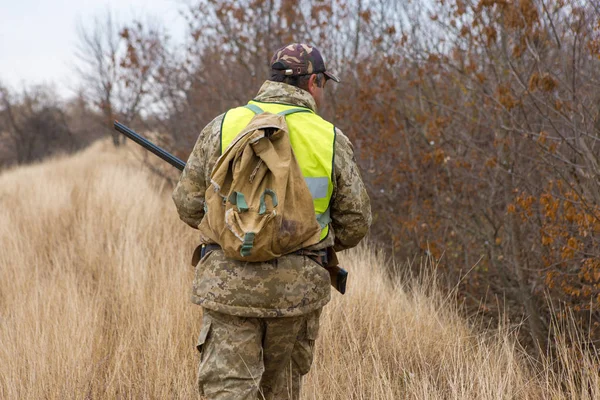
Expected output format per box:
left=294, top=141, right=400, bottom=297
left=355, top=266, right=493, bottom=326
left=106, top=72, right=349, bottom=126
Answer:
left=307, top=74, right=318, bottom=94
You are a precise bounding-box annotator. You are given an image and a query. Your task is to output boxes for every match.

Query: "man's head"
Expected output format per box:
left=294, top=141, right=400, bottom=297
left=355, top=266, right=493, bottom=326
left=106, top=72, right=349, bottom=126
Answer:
left=269, top=43, right=339, bottom=109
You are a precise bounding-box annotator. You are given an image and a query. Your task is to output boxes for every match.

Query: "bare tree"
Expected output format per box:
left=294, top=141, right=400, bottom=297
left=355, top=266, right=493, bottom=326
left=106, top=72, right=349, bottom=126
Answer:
left=74, top=10, right=122, bottom=146
left=74, top=10, right=164, bottom=146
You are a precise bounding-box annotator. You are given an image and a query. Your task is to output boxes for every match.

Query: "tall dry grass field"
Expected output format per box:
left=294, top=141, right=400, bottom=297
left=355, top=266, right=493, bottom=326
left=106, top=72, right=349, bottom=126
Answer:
left=1, top=140, right=598, bottom=399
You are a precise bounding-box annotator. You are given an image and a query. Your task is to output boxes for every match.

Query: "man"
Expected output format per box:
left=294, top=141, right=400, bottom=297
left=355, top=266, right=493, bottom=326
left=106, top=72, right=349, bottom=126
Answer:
left=172, top=43, right=371, bottom=399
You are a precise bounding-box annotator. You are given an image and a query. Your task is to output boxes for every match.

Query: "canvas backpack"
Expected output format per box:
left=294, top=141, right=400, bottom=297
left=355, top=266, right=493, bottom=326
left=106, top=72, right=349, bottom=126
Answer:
left=198, top=105, right=322, bottom=262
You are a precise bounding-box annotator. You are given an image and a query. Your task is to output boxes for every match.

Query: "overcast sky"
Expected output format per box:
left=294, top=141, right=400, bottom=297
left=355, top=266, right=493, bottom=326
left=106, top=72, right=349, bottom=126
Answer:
left=0, top=0, right=186, bottom=98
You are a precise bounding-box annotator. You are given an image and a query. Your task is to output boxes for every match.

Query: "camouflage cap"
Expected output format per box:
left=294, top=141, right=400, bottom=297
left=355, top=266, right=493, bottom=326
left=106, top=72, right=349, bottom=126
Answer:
left=270, top=43, right=340, bottom=83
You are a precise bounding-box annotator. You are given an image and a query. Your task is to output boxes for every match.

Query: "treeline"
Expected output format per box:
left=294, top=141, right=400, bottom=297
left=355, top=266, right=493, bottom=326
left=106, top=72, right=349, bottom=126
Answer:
left=1, top=0, right=599, bottom=352
left=0, top=85, right=102, bottom=166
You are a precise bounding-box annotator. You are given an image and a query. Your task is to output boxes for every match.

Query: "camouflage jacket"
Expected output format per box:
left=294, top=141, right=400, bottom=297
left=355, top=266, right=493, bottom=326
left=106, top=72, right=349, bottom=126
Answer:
left=172, top=81, right=371, bottom=317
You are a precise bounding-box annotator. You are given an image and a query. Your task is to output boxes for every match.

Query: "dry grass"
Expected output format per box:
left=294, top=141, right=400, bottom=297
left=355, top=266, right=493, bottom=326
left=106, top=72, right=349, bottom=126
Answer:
left=0, top=139, right=598, bottom=399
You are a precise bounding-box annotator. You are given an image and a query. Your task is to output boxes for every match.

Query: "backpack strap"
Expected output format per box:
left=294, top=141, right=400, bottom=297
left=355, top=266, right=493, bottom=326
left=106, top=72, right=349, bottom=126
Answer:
left=240, top=232, right=256, bottom=257
left=259, top=189, right=278, bottom=215
left=228, top=192, right=249, bottom=212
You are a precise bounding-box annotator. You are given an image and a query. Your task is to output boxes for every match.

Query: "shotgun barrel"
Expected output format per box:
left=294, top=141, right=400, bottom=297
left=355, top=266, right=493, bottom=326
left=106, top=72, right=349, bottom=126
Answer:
left=113, top=120, right=186, bottom=171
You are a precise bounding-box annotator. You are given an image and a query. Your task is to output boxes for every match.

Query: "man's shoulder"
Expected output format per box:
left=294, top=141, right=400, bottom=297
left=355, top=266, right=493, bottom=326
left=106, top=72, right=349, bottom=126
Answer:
left=193, top=113, right=227, bottom=149
left=333, top=127, right=354, bottom=153
left=202, top=113, right=227, bottom=136
left=187, top=113, right=226, bottom=166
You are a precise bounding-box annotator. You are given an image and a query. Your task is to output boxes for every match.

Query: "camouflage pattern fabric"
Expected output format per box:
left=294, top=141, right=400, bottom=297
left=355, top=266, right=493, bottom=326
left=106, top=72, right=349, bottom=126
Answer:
left=270, top=43, right=340, bottom=83
left=192, top=249, right=330, bottom=317
left=197, top=307, right=321, bottom=400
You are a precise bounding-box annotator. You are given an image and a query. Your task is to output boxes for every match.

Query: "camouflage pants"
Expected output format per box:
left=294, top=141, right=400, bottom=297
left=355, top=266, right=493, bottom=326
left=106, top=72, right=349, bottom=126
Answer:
left=197, top=307, right=322, bottom=400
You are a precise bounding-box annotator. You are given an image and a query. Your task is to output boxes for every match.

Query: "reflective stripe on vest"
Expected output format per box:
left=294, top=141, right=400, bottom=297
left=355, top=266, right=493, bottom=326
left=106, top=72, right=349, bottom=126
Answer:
left=220, top=100, right=336, bottom=241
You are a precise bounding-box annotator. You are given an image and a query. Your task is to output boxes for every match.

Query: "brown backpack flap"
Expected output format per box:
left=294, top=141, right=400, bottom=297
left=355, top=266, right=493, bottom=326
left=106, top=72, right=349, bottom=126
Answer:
left=198, top=106, right=322, bottom=262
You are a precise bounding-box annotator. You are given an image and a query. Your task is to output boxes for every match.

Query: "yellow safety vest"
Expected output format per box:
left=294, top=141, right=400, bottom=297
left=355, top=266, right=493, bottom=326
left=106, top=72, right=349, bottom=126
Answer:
left=220, top=100, right=335, bottom=241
